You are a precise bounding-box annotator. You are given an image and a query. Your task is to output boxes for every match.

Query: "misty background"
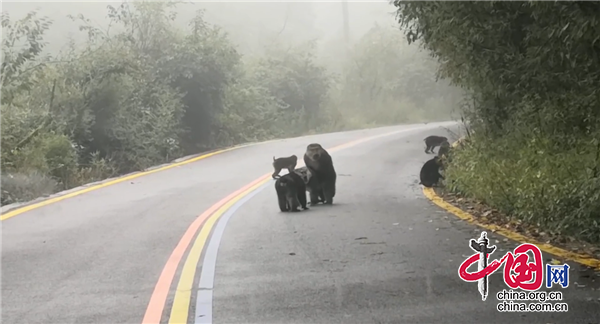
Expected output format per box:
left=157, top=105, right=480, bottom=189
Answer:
left=4, top=0, right=599, bottom=268
left=1, top=0, right=462, bottom=205
left=5, top=1, right=395, bottom=58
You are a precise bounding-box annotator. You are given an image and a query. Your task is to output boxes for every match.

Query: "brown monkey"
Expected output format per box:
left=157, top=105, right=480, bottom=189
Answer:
left=437, top=140, right=451, bottom=158
left=419, top=156, right=444, bottom=188
left=303, top=143, right=336, bottom=205
left=272, top=155, right=298, bottom=179
left=424, top=135, right=448, bottom=154
left=294, top=166, right=324, bottom=206
left=275, top=171, right=308, bottom=212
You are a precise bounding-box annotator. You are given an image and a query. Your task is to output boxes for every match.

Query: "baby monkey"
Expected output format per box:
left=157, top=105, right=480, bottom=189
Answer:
left=424, top=135, right=448, bottom=154
left=272, top=155, right=298, bottom=179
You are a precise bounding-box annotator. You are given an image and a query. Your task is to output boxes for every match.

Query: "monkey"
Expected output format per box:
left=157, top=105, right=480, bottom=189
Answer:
left=419, top=156, right=445, bottom=188
left=303, top=143, right=335, bottom=205
left=303, top=143, right=336, bottom=205
left=275, top=171, right=308, bottom=212
left=272, top=155, right=298, bottom=179
left=294, top=166, right=325, bottom=206
left=424, top=135, right=448, bottom=154
left=437, top=140, right=451, bottom=158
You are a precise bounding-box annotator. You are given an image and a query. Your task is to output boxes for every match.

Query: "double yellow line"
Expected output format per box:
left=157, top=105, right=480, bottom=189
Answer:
left=168, top=176, right=271, bottom=324
left=163, top=129, right=422, bottom=323
left=146, top=126, right=424, bottom=324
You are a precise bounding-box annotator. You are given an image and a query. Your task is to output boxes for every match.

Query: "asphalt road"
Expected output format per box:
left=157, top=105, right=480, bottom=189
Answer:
left=2, top=122, right=599, bottom=324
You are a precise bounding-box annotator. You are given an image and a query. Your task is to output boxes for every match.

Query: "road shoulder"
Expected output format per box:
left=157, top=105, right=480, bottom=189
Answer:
left=422, top=177, right=600, bottom=272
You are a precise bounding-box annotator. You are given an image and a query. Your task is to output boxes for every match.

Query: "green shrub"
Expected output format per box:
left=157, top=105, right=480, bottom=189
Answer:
left=394, top=1, right=600, bottom=244
left=1, top=171, right=58, bottom=206
left=1, top=3, right=458, bottom=206
left=446, top=130, right=600, bottom=243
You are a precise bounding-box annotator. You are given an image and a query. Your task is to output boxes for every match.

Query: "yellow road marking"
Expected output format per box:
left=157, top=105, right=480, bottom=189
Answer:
left=1, top=144, right=255, bottom=221
left=423, top=137, right=600, bottom=271
left=165, top=127, right=425, bottom=323
left=1, top=127, right=417, bottom=221
left=168, top=177, right=270, bottom=324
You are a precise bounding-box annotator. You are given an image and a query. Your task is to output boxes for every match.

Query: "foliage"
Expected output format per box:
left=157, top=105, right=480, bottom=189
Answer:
left=1, top=171, right=58, bottom=206
left=446, top=131, right=600, bottom=243
left=1, top=11, right=53, bottom=105
left=259, top=41, right=333, bottom=127
left=332, top=25, right=462, bottom=125
left=1, top=3, right=457, bottom=206
left=394, top=1, right=600, bottom=243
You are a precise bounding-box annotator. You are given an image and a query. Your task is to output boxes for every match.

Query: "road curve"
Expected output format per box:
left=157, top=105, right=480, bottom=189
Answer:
left=2, top=122, right=598, bottom=324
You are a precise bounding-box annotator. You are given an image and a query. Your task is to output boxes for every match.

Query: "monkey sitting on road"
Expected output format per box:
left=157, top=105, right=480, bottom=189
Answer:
left=294, top=166, right=325, bottom=206
left=304, top=143, right=336, bottom=205
left=424, top=135, right=448, bottom=154
left=419, top=156, right=445, bottom=188
left=437, top=140, right=451, bottom=158
left=275, top=171, right=308, bottom=212
left=272, top=155, right=298, bottom=179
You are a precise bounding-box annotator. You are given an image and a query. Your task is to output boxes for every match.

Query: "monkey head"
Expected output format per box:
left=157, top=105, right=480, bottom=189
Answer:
left=293, top=167, right=313, bottom=185
left=305, top=143, right=324, bottom=161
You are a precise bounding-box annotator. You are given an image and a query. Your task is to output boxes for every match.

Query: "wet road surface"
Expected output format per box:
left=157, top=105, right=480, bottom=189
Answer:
left=2, top=122, right=598, bottom=324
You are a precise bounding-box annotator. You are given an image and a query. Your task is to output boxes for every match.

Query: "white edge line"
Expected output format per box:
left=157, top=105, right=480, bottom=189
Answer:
left=191, top=122, right=456, bottom=323
left=194, top=183, right=270, bottom=324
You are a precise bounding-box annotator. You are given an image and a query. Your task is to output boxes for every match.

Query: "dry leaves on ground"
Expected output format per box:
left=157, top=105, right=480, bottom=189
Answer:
left=433, top=188, right=600, bottom=260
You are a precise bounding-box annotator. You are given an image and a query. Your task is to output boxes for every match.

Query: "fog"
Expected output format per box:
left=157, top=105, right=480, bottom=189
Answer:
left=2, top=1, right=397, bottom=59
left=2, top=0, right=463, bottom=122
left=2, top=0, right=463, bottom=205
left=3, top=0, right=462, bottom=121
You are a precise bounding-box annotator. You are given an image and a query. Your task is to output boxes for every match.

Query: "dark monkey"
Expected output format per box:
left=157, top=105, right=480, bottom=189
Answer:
left=419, top=156, right=445, bottom=188
left=272, top=155, right=298, bottom=179
left=294, top=166, right=325, bottom=206
left=437, top=140, right=451, bottom=158
left=424, top=135, right=448, bottom=154
left=275, top=171, right=308, bottom=212
left=303, top=143, right=336, bottom=205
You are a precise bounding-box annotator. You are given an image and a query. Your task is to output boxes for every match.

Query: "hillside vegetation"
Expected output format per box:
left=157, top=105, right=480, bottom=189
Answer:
left=394, top=1, right=600, bottom=243
left=1, top=2, right=460, bottom=206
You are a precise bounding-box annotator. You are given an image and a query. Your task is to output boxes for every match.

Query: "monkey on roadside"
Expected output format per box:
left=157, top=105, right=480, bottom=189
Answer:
left=294, top=166, right=325, bottom=206
left=275, top=171, right=308, bottom=212
left=419, top=156, right=445, bottom=188
left=304, top=143, right=336, bottom=205
left=272, top=155, right=298, bottom=179
left=424, top=135, right=448, bottom=154
left=437, top=140, right=451, bottom=158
